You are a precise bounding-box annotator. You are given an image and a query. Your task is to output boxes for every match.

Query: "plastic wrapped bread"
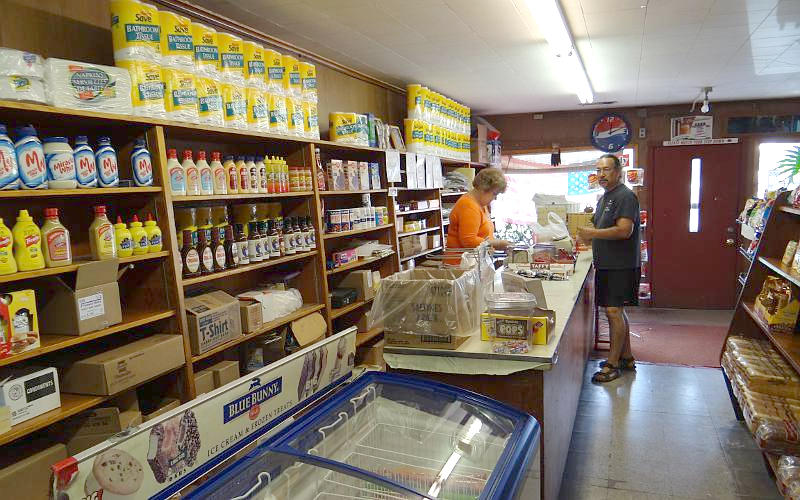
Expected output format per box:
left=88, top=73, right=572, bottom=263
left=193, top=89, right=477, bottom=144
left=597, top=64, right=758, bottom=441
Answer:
left=0, top=76, right=46, bottom=103
left=0, top=48, right=44, bottom=78
left=44, top=58, right=133, bottom=114
left=739, top=387, right=800, bottom=454
left=724, top=335, right=800, bottom=399
left=778, top=455, right=800, bottom=498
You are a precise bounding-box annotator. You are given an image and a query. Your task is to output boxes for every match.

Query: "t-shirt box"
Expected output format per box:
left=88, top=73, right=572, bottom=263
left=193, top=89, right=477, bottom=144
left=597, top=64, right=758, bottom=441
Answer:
left=0, top=443, right=67, bottom=500
left=0, top=366, right=60, bottom=425
left=185, top=290, right=243, bottom=355
left=39, top=259, right=122, bottom=335
left=59, top=334, right=185, bottom=395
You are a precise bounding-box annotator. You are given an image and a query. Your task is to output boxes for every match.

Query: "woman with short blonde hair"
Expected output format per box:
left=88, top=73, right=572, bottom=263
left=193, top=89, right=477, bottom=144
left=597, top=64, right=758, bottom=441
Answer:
left=446, top=168, right=511, bottom=252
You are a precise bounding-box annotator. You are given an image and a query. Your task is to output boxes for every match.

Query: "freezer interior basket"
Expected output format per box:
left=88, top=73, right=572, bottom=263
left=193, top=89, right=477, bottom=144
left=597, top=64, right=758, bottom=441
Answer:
left=187, top=372, right=538, bottom=500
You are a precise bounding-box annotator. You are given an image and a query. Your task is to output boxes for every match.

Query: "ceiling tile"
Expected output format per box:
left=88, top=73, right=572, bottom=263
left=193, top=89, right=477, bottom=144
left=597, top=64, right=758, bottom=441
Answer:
left=585, top=9, right=645, bottom=37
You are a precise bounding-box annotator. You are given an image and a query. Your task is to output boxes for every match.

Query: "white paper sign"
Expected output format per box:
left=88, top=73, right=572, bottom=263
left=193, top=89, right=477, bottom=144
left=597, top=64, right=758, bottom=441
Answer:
left=405, top=152, right=417, bottom=188
left=433, top=157, right=443, bottom=188
left=78, top=292, right=105, bottom=321
left=388, top=187, right=398, bottom=197
left=670, top=115, right=713, bottom=140
left=385, top=150, right=401, bottom=182
left=425, top=156, right=435, bottom=188
left=416, top=155, right=426, bottom=188
left=52, top=329, right=357, bottom=500
left=662, top=137, right=739, bottom=146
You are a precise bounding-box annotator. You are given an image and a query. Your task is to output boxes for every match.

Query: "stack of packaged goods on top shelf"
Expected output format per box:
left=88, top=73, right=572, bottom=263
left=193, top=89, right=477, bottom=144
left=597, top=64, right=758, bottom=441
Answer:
left=404, top=84, right=470, bottom=161
left=164, top=147, right=311, bottom=197
left=322, top=159, right=381, bottom=192
left=754, top=276, right=800, bottom=333
left=0, top=48, right=47, bottom=104
left=0, top=120, right=155, bottom=191
left=738, top=191, right=779, bottom=257
left=722, top=336, right=800, bottom=455
left=101, top=1, right=322, bottom=137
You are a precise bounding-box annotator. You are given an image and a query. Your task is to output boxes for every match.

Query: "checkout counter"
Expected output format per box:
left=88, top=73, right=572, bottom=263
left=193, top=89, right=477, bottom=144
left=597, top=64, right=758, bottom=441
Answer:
left=383, top=251, right=595, bottom=500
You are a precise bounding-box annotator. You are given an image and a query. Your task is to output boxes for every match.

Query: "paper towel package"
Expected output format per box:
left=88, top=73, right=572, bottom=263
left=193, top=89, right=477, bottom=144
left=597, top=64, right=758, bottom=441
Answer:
left=44, top=58, right=133, bottom=114
left=0, top=48, right=44, bottom=78
left=0, top=76, right=46, bottom=104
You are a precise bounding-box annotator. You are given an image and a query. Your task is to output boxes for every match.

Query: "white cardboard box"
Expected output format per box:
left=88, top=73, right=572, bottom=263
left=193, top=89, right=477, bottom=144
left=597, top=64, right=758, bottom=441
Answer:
left=0, top=366, right=60, bottom=426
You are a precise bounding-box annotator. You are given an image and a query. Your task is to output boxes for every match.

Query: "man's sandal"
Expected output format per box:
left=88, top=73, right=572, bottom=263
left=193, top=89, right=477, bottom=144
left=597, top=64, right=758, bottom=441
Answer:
left=600, top=357, right=636, bottom=371
left=592, top=363, right=621, bottom=383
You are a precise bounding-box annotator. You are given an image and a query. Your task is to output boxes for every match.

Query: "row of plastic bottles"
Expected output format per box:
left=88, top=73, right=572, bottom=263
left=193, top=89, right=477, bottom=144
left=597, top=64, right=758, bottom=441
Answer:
left=0, top=124, right=154, bottom=190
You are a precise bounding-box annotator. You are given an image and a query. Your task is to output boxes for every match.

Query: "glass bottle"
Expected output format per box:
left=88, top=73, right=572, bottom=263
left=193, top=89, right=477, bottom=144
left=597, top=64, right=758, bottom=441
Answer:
left=247, top=221, right=262, bottom=262
left=223, top=225, right=239, bottom=269
left=235, top=223, right=249, bottom=265
left=292, top=216, right=305, bottom=252
left=181, top=229, right=200, bottom=278
left=257, top=220, right=269, bottom=260
left=266, top=219, right=280, bottom=259
left=197, top=228, right=214, bottom=275
left=283, top=218, right=295, bottom=255
left=211, top=227, right=226, bottom=272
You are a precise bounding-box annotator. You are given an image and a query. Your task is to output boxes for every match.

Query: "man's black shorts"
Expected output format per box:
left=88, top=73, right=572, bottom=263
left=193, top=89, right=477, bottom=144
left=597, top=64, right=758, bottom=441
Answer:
left=596, top=268, right=640, bottom=307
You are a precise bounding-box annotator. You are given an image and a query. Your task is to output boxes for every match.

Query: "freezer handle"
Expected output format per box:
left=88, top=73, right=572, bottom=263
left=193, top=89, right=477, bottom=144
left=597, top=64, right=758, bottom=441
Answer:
left=230, top=471, right=271, bottom=500
left=318, top=411, right=349, bottom=441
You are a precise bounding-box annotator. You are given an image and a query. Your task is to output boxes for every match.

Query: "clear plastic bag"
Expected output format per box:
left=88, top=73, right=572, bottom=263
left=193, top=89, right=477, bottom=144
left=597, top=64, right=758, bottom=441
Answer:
left=532, top=212, right=569, bottom=242
left=778, top=455, right=800, bottom=495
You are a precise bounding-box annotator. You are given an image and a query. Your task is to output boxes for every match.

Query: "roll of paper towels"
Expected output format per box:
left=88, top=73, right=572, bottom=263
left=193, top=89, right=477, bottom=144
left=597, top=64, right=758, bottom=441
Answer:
left=44, top=58, right=133, bottom=114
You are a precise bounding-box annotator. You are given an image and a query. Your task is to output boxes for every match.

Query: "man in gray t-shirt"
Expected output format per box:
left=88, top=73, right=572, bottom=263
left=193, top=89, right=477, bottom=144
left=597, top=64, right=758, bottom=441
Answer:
left=578, top=154, right=641, bottom=383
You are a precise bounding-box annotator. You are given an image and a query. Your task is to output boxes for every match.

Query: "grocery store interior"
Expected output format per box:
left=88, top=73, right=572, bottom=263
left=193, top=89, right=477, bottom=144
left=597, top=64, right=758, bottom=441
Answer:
left=0, top=0, right=799, bottom=499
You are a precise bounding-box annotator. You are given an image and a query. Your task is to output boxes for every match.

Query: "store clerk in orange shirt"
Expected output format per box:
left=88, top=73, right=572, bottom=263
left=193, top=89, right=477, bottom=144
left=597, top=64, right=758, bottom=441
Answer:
left=446, top=168, right=512, bottom=257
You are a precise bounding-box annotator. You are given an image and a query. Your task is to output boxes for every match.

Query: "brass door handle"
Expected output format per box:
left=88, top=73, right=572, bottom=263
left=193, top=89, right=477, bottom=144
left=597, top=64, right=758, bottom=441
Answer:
left=725, top=238, right=735, bottom=247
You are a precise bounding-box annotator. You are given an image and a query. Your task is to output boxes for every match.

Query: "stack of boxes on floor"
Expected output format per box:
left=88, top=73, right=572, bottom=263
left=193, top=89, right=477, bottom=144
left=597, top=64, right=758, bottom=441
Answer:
left=722, top=336, right=800, bottom=491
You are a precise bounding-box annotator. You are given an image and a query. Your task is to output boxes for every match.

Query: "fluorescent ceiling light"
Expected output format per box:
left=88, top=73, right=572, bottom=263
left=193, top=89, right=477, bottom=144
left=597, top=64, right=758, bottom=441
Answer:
left=525, top=0, right=594, bottom=104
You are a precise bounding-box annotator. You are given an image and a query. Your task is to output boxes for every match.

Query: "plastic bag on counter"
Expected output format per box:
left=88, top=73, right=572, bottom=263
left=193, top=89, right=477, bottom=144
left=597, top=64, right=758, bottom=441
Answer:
left=532, top=212, right=570, bottom=242
left=368, top=264, right=488, bottom=339
left=238, top=288, right=302, bottom=323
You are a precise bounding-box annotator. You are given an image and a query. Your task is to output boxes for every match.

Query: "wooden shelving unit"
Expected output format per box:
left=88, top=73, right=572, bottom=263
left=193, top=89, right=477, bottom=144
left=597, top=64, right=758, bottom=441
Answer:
left=398, top=226, right=441, bottom=237
left=356, top=326, right=384, bottom=347
left=326, top=253, right=395, bottom=276
left=400, top=246, right=444, bottom=263
left=172, top=191, right=314, bottom=202
left=322, top=224, right=394, bottom=239
left=331, top=298, right=374, bottom=319
left=319, top=189, right=388, bottom=195
left=0, top=186, right=162, bottom=198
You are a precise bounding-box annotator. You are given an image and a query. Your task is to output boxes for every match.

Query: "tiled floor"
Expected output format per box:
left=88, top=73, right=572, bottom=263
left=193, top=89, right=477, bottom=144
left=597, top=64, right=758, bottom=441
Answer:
left=559, top=360, right=781, bottom=500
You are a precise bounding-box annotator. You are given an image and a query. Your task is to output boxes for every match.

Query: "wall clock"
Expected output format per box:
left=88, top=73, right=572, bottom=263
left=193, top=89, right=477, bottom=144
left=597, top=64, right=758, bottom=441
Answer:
left=590, top=113, right=632, bottom=153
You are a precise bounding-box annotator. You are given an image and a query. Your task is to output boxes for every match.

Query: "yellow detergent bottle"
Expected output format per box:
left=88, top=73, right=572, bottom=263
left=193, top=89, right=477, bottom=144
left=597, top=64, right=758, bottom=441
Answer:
left=89, top=205, right=117, bottom=260
left=0, top=217, right=17, bottom=275
left=12, top=209, right=45, bottom=271
left=114, top=216, right=133, bottom=258
left=129, top=215, right=149, bottom=255
left=144, top=213, right=162, bottom=253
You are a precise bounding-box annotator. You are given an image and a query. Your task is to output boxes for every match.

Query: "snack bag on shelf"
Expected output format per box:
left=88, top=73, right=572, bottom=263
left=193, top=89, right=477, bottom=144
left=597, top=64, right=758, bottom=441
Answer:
left=755, top=276, right=800, bottom=333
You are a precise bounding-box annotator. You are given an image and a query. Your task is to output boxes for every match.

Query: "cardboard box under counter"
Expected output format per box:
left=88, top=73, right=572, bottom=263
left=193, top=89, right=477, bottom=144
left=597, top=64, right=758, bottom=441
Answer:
left=0, top=443, right=67, bottom=500
left=185, top=290, right=243, bottom=355
left=39, top=260, right=122, bottom=336
left=142, top=397, right=181, bottom=421
left=209, top=360, right=240, bottom=388
left=59, top=334, right=185, bottom=396
left=239, top=300, right=264, bottom=334
left=194, top=369, right=215, bottom=395
left=340, top=270, right=375, bottom=301
left=358, top=339, right=385, bottom=369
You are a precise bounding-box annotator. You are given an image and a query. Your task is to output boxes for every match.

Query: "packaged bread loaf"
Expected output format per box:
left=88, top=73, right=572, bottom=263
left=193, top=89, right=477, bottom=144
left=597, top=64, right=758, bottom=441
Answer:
left=739, top=387, right=800, bottom=454
left=44, top=58, right=133, bottom=114
left=778, top=455, right=800, bottom=497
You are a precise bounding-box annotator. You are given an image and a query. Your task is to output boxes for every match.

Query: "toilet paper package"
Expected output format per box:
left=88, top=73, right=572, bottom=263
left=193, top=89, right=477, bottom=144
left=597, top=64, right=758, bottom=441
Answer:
left=281, top=54, right=301, bottom=98
left=0, top=76, right=46, bottom=104
left=192, top=22, right=220, bottom=78
left=265, top=48, right=283, bottom=92
left=286, top=95, right=304, bottom=137
left=302, top=98, right=319, bottom=139
left=115, top=59, right=165, bottom=118
left=243, top=41, right=266, bottom=89
left=44, top=58, right=133, bottom=114
left=163, top=66, right=198, bottom=122
left=217, top=32, right=244, bottom=84
left=267, top=90, right=288, bottom=135
left=159, top=10, right=193, bottom=69
left=220, top=81, right=247, bottom=129
left=246, top=86, right=269, bottom=131
left=299, top=61, right=316, bottom=99
left=0, top=48, right=44, bottom=79
left=110, top=0, right=161, bottom=62
left=196, top=76, right=224, bottom=127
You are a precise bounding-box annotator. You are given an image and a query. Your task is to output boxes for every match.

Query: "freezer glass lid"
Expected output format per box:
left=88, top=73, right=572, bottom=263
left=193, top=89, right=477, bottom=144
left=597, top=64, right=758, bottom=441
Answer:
left=188, top=449, right=428, bottom=500
left=281, top=380, right=517, bottom=499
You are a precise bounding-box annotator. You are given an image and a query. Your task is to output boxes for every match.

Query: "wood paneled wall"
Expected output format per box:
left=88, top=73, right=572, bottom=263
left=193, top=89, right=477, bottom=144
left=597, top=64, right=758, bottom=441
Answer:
left=0, top=0, right=405, bottom=136
left=484, top=99, right=800, bottom=211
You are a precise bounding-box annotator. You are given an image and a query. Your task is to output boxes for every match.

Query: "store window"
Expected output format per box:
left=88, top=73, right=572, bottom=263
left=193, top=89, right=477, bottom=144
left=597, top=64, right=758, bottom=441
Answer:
left=493, top=148, right=635, bottom=242
left=690, top=158, right=701, bottom=233
left=757, top=142, right=800, bottom=196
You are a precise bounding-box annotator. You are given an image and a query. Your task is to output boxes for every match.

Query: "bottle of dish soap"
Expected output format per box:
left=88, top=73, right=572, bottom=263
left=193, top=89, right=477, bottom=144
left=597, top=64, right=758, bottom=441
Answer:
left=130, top=138, right=153, bottom=187
left=73, top=136, right=97, bottom=188
left=0, top=217, right=17, bottom=275
left=12, top=209, right=45, bottom=270
left=166, top=148, right=185, bottom=196
left=114, top=216, right=133, bottom=258
left=41, top=208, right=72, bottom=267
left=89, top=205, right=116, bottom=260
left=95, top=137, right=119, bottom=187
left=129, top=215, right=149, bottom=255
left=144, top=213, right=162, bottom=253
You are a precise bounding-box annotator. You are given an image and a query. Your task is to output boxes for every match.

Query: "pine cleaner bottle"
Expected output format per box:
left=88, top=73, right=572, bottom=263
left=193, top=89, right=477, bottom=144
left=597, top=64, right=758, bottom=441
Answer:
left=114, top=216, right=133, bottom=258
left=197, top=150, right=213, bottom=195
left=130, top=138, right=153, bottom=187
left=224, top=154, right=238, bottom=194
left=95, top=137, right=119, bottom=187
left=89, top=205, right=116, bottom=260
left=0, top=217, right=17, bottom=275
left=73, top=136, right=97, bottom=188
left=183, top=150, right=200, bottom=196
left=144, top=213, right=162, bottom=252
left=211, top=151, right=227, bottom=195
left=129, top=215, right=149, bottom=255
left=12, top=209, right=45, bottom=270
left=0, top=124, right=20, bottom=190
left=41, top=208, right=72, bottom=267
left=14, top=125, right=46, bottom=189
left=166, top=148, right=185, bottom=196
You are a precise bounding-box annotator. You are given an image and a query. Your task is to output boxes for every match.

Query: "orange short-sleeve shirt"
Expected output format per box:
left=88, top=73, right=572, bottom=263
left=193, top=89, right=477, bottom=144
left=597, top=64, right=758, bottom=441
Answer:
left=446, top=193, right=494, bottom=250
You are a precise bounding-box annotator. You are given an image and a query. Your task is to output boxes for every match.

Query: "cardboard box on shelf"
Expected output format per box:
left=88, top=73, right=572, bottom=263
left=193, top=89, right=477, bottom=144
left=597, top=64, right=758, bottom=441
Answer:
left=209, top=360, right=240, bottom=388
left=358, top=161, right=370, bottom=190
left=39, top=260, right=122, bottom=336
left=241, top=330, right=286, bottom=373
left=239, top=300, right=263, bottom=334
left=384, top=331, right=471, bottom=350
left=340, top=270, right=375, bottom=301
left=287, top=312, right=326, bottom=354
left=0, top=443, right=67, bottom=499
left=0, top=289, right=40, bottom=359
left=332, top=247, right=358, bottom=267
left=0, top=366, right=60, bottom=426
left=59, top=334, right=185, bottom=396
left=185, top=290, right=243, bottom=355
left=369, top=162, right=381, bottom=190
left=428, top=234, right=441, bottom=249
left=357, top=339, right=385, bottom=369
left=142, top=397, right=180, bottom=422
left=345, top=160, right=359, bottom=191
left=356, top=310, right=381, bottom=332
left=64, top=408, right=142, bottom=455
left=193, top=369, right=215, bottom=395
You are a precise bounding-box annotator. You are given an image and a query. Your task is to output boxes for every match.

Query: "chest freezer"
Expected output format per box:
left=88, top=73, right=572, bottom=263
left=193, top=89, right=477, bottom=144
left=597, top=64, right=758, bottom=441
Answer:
left=186, top=371, right=540, bottom=500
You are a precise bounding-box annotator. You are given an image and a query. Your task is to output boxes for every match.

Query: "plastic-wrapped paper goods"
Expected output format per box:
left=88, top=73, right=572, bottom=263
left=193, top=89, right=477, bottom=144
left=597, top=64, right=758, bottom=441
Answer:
left=115, top=59, right=166, bottom=118
left=0, top=48, right=44, bottom=78
left=44, top=58, right=132, bottom=114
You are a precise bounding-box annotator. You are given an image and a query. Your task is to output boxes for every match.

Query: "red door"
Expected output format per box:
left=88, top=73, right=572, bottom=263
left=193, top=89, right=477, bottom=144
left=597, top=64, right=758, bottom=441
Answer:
left=651, top=144, right=742, bottom=308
